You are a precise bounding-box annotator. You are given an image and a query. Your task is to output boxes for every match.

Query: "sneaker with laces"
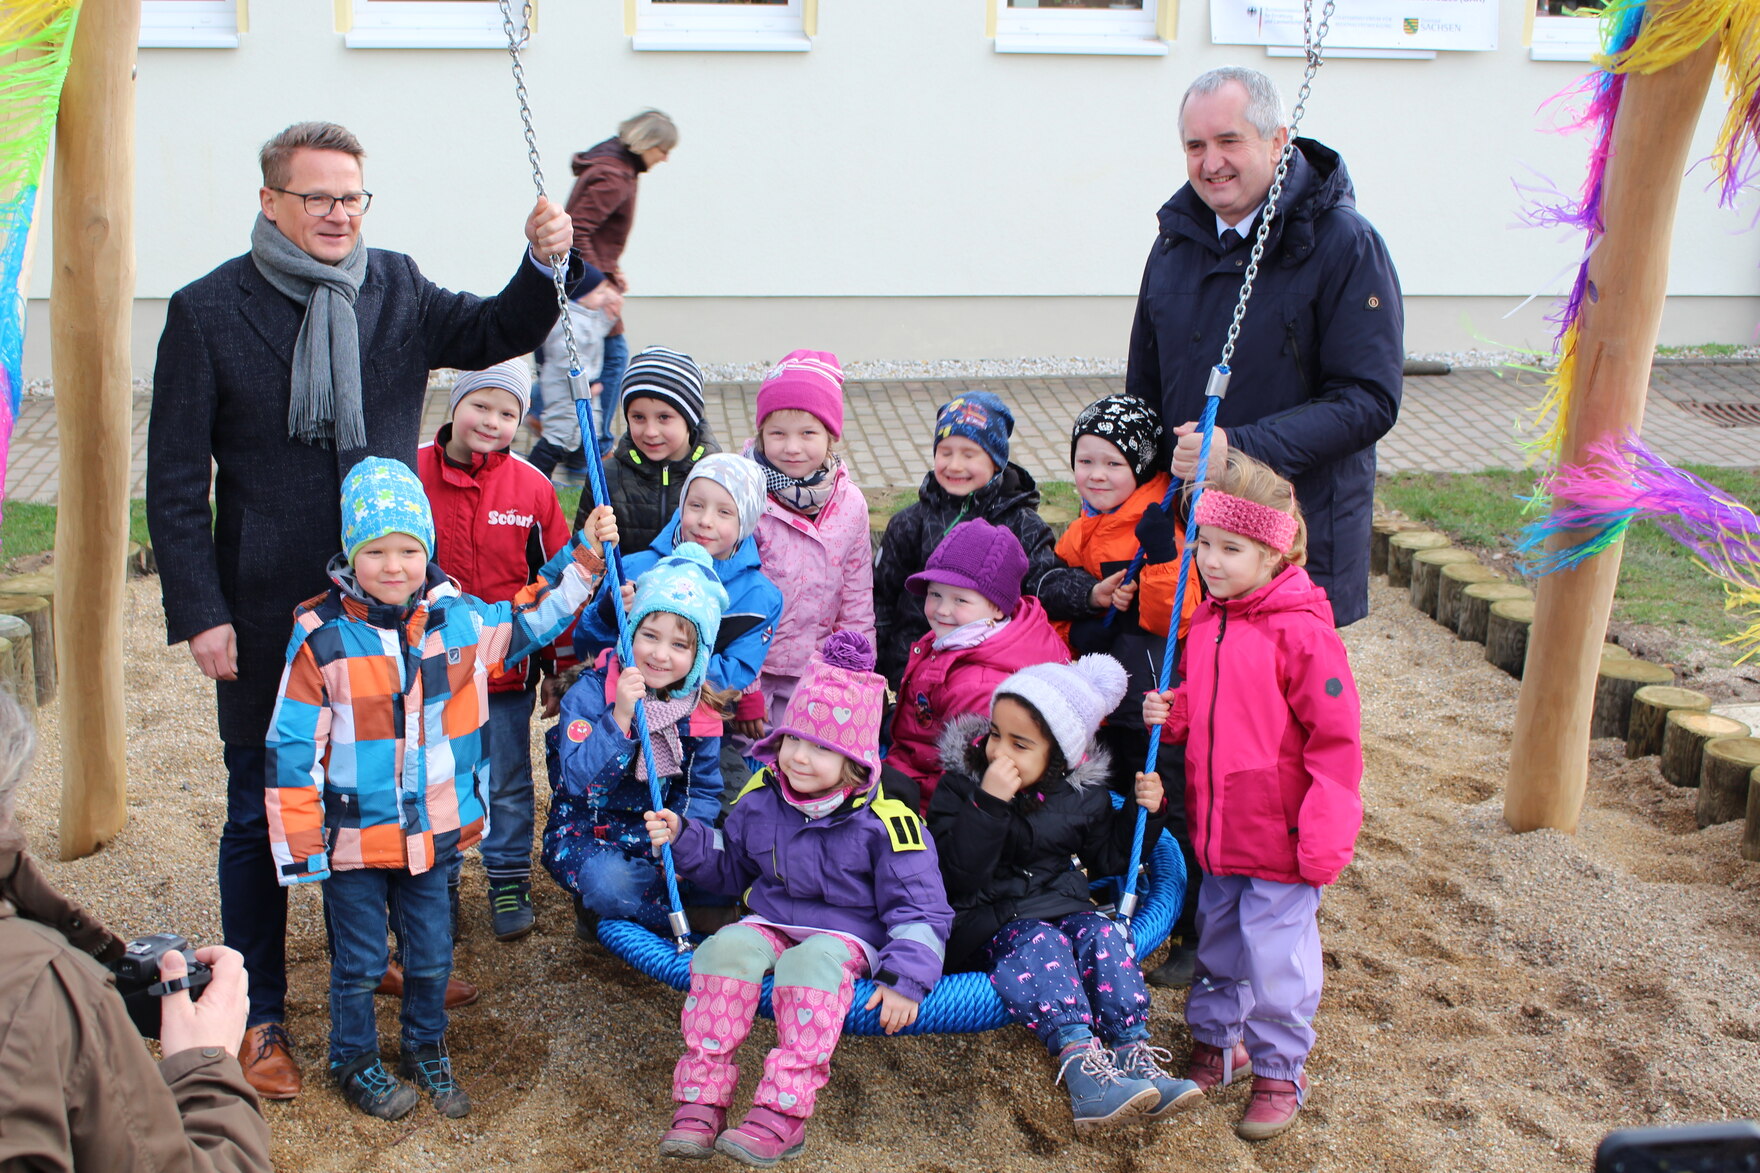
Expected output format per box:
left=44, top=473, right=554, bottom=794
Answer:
left=488, top=878, right=535, bottom=941
left=398, top=1043, right=472, bottom=1118
left=1186, top=1039, right=1252, bottom=1091
left=1114, top=1041, right=1202, bottom=1117
left=1236, top=1073, right=1308, bottom=1141
left=1056, top=1039, right=1159, bottom=1130
left=333, top=1054, right=419, bottom=1120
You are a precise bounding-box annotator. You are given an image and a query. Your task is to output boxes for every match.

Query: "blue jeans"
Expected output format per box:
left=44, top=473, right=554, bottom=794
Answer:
left=321, top=864, right=453, bottom=1067
left=481, top=687, right=537, bottom=879
left=597, top=332, right=629, bottom=455
left=219, top=744, right=287, bottom=1027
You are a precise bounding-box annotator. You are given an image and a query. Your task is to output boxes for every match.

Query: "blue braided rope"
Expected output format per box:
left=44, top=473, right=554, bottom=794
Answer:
left=1102, top=478, right=1182, bottom=629
left=1119, top=388, right=1222, bottom=916
left=572, top=390, right=689, bottom=937
left=595, top=810, right=1185, bottom=1036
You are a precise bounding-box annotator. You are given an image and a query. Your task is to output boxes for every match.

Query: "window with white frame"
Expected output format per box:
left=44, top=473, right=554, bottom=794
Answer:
left=343, top=0, right=512, bottom=50
left=1530, top=0, right=1605, bottom=61
left=632, top=0, right=811, bottom=53
left=139, top=0, right=241, bottom=48
left=994, top=0, right=1168, bottom=56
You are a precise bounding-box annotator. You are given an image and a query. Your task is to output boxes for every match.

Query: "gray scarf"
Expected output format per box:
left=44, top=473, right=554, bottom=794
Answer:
left=250, top=212, right=369, bottom=451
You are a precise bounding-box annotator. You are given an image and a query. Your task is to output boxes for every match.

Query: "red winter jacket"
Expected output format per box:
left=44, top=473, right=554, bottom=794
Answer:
left=889, top=597, right=1071, bottom=805
left=418, top=426, right=570, bottom=691
left=1158, top=564, right=1362, bottom=886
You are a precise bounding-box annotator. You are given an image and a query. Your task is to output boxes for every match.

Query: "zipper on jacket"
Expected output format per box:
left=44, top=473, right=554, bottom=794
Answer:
left=1204, top=607, right=1227, bottom=874
left=1284, top=320, right=1314, bottom=398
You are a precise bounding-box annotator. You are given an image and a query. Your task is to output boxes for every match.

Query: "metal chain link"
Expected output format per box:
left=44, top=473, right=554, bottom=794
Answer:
left=497, top=0, right=586, bottom=383
left=1216, top=0, right=1335, bottom=372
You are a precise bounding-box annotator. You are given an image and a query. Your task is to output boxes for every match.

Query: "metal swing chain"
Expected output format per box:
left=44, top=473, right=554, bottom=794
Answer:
left=495, top=0, right=695, bottom=951
left=1217, top=0, right=1334, bottom=371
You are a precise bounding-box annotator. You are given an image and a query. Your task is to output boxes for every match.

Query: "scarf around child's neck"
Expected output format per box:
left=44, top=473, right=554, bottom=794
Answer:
left=751, top=445, right=840, bottom=517
left=635, top=688, right=700, bottom=782
left=774, top=762, right=866, bottom=820
left=931, top=616, right=1010, bottom=651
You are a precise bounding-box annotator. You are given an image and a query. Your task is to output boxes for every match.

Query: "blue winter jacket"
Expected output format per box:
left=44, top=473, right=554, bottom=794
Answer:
left=573, top=518, right=782, bottom=694
left=1125, top=138, right=1403, bottom=626
left=540, top=655, right=724, bottom=897
left=670, top=769, right=954, bottom=1003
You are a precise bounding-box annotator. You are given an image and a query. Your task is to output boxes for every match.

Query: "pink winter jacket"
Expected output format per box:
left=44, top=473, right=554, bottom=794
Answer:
left=889, top=597, right=1071, bottom=804
left=752, top=462, right=876, bottom=701
left=1158, top=564, right=1363, bottom=887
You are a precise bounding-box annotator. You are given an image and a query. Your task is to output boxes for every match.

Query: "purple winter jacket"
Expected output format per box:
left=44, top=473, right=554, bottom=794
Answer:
left=669, top=769, right=954, bottom=1003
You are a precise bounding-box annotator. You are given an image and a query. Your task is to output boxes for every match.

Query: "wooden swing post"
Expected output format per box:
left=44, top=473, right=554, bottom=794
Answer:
left=1503, top=31, right=1719, bottom=833
left=50, top=0, right=138, bottom=859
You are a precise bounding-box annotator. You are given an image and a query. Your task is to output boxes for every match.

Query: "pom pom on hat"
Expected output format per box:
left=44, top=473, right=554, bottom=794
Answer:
left=993, top=654, right=1128, bottom=765
left=751, top=631, right=887, bottom=788
left=449, top=358, right=531, bottom=423
left=818, top=629, right=876, bottom=673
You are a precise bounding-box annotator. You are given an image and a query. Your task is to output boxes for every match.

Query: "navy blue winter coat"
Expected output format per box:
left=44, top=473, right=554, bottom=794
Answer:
left=1125, top=138, right=1402, bottom=626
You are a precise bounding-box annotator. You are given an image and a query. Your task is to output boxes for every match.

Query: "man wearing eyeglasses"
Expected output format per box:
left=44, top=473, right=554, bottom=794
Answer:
left=146, top=120, right=617, bottom=1102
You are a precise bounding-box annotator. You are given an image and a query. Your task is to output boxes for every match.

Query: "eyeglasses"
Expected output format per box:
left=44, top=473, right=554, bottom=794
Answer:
left=270, top=188, right=373, bottom=217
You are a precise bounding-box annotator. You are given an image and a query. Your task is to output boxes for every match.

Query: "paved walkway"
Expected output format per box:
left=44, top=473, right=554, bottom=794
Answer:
left=6, top=361, right=1758, bottom=504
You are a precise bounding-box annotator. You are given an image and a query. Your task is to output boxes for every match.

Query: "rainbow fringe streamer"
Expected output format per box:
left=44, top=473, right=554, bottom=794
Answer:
left=1522, top=0, right=1760, bottom=464
left=0, top=1, right=82, bottom=538
left=1519, top=435, right=1760, bottom=663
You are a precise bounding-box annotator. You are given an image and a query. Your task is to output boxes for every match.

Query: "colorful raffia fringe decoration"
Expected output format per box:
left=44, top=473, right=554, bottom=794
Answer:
left=1519, top=435, right=1760, bottom=662
left=1522, top=0, right=1760, bottom=464
left=0, top=1, right=82, bottom=541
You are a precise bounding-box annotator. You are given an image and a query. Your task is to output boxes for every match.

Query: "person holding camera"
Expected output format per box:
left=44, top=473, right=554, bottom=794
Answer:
left=0, top=691, right=272, bottom=1172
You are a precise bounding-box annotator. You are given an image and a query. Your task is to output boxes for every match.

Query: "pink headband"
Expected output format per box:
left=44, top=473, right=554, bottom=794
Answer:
left=1193, top=491, right=1298, bottom=554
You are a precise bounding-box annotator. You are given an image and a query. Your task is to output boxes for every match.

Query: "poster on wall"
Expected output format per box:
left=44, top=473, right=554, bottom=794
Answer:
left=1210, top=0, right=1497, bottom=51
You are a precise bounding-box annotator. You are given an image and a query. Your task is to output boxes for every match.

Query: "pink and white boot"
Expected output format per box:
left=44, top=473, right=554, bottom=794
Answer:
left=716, top=982, right=852, bottom=1167
left=665, top=974, right=761, bottom=1159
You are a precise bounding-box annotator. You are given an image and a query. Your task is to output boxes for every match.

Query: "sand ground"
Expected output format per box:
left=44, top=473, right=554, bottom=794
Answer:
left=15, top=575, right=1760, bottom=1172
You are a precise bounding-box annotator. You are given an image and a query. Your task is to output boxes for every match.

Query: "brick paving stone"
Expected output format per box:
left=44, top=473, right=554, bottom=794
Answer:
left=6, top=364, right=1758, bottom=506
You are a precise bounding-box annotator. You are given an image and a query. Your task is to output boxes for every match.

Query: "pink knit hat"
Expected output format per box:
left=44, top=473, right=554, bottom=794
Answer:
left=755, top=349, right=844, bottom=438
left=751, top=630, right=886, bottom=788
left=1193, top=490, right=1299, bottom=554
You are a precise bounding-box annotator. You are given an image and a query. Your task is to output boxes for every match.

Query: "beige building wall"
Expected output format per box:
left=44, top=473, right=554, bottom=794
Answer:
left=20, top=0, right=1760, bottom=380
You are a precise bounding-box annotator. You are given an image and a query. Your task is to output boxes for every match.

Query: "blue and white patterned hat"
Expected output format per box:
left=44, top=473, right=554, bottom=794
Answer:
left=626, top=541, right=730, bottom=693
left=340, top=456, right=434, bottom=561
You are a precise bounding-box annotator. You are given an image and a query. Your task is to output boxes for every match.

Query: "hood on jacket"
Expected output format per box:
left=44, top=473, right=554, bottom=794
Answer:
left=573, top=136, right=644, bottom=176
left=325, top=551, right=455, bottom=626
left=915, top=461, right=1043, bottom=519
left=1207, top=562, right=1336, bottom=627
left=1155, top=137, right=1353, bottom=265
left=934, top=711, right=1110, bottom=795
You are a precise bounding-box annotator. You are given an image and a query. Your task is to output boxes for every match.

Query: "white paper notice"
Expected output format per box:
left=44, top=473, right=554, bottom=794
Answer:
left=1210, top=0, right=1497, bottom=51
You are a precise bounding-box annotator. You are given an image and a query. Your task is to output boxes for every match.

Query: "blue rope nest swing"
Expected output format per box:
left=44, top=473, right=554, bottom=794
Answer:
left=594, top=811, right=1185, bottom=1037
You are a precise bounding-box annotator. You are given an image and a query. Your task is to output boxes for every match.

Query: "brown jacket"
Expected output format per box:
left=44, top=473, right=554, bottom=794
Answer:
left=0, top=835, right=273, bottom=1173
left=564, top=138, right=643, bottom=285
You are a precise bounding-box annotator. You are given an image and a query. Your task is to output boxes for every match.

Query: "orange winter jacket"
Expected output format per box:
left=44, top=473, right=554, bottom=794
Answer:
left=1050, top=473, right=1202, bottom=643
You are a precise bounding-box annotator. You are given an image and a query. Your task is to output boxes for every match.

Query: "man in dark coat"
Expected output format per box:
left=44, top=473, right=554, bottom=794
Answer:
left=1126, top=66, right=1402, bottom=628
left=145, top=121, right=609, bottom=1099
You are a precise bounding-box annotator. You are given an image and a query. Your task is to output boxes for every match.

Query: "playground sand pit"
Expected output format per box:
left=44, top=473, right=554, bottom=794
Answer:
left=15, top=576, right=1760, bottom=1173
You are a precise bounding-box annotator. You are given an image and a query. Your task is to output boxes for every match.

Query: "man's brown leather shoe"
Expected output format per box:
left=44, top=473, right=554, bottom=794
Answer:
left=238, top=1022, right=302, bottom=1100
left=374, top=960, right=480, bottom=1009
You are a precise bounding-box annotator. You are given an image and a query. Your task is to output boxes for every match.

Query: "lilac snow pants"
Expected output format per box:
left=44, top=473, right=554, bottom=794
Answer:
left=1185, top=874, right=1323, bottom=1082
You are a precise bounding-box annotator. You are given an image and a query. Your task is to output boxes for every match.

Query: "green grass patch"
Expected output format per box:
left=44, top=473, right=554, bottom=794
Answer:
left=2, top=500, right=152, bottom=564
left=1377, top=466, right=1760, bottom=657
left=1655, top=342, right=1741, bottom=358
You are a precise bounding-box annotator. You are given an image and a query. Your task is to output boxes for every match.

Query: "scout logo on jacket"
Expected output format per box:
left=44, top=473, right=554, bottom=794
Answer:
left=488, top=509, right=535, bottom=527
left=568, top=718, right=591, bottom=742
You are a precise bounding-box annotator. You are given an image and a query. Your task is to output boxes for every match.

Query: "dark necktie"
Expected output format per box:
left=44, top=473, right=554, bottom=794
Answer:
left=1220, top=228, right=1243, bottom=251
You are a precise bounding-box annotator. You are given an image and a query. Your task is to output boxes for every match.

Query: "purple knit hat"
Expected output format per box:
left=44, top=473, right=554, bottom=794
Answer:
left=751, top=631, right=887, bottom=789
left=755, top=349, right=844, bottom=438
left=904, top=518, right=1028, bottom=615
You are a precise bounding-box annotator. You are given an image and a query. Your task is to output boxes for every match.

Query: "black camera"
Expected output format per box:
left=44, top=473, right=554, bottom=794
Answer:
left=107, top=933, right=212, bottom=1041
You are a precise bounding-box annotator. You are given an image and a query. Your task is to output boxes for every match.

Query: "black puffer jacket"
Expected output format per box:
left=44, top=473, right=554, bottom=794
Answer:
left=1124, top=138, right=1403, bottom=627
left=926, top=714, right=1168, bottom=973
left=574, top=430, right=721, bottom=554
left=872, top=464, right=1057, bottom=685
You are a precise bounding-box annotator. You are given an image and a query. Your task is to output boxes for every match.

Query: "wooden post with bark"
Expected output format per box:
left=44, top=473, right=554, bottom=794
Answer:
left=1458, top=582, right=1532, bottom=644
left=1437, top=563, right=1501, bottom=632
left=1486, top=598, right=1537, bottom=678
left=1504, top=36, right=1720, bottom=833
left=1660, top=712, right=1749, bottom=788
left=1371, top=518, right=1418, bottom=576
left=1742, top=767, right=1760, bottom=861
left=1697, top=738, right=1760, bottom=828
left=1387, top=531, right=1447, bottom=589
left=1409, top=548, right=1478, bottom=620
left=50, top=0, right=140, bottom=860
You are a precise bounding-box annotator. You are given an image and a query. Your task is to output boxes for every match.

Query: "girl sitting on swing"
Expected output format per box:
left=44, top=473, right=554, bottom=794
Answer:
left=643, top=631, right=952, bottom=1167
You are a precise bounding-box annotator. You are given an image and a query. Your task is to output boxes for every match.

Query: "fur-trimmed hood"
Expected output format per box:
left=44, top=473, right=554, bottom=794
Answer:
left=934, top=711, right=1110, bottom=795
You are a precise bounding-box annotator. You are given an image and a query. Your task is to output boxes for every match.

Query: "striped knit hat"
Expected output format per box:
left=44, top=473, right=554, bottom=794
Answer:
left=755, top=349, right=844, bottom=437
left=448, top=357, right=531, bottom=421
left=620, top=346, right=705, bottom=435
